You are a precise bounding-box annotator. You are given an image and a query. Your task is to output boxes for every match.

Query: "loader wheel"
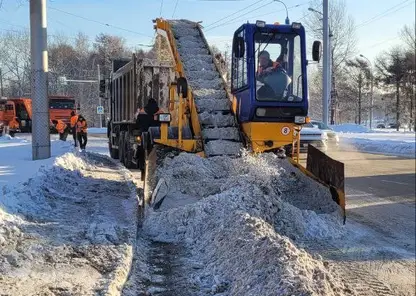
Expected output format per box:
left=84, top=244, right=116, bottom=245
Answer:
left=119, top=131, right=125, bottom=165
left=123, top=132, right=135, bottom=169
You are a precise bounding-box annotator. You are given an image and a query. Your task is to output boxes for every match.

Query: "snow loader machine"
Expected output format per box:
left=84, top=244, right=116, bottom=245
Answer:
left=140, top=18, right=345, bottom=221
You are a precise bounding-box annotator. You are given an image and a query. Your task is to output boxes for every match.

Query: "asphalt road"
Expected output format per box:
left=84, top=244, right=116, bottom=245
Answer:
left=304, top=149, right=415, bottom=253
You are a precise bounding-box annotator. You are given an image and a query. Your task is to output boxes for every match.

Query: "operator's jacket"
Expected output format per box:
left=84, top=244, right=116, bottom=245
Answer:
left=70, top=115, right=79, bottom=129
left=257, top=60, right=281, bottom=76
left=76, top=119, right=87, bottom=133
left=55, top=119, right=67, bottom=134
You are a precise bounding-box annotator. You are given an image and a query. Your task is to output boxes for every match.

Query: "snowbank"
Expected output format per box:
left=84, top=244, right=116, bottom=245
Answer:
left=331, top=124, right=415, bottom=157
left=0, top=138, right=73, bottom=187
left=0, top=151, right=139, bottom=295
left=88, top=127, right=107, bottom=134
left=0, top=134, right=28, bottom=144
left=340, top=137, right=415, bottom=157
left=141, top=152, right=348, bottom=295
left=331, top=123, right=371, bottom=133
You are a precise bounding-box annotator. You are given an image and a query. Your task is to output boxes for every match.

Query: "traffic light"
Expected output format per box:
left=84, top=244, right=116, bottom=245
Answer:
left=99, top=79, right=106, bottom=97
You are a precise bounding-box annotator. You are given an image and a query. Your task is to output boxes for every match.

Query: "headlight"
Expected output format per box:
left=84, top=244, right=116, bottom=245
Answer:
left=256, top=108, right=266, bottom=117
left=256, top=20, right=266, bottom=27
left=294, top=116, right=306, bottom=124
left=292, top=22, right=302, bottom=29
left=157, top=113, right=171, bottom=123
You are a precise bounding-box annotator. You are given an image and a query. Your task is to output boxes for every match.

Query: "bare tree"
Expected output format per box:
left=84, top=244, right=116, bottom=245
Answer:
left=346, top=58, right=371, bottom=124
left=375, top=47, right=407, bottom=131
left=304, top=0, right=357, bottom=73
left=303, top=0, right=357, bottom=124
left=401, top=23, right=416, bottom=51
left=0, top=31, right=31, bottom=96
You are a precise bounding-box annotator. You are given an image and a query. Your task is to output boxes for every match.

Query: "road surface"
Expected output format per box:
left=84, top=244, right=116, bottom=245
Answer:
left=301, top=149, right=415, bottom=295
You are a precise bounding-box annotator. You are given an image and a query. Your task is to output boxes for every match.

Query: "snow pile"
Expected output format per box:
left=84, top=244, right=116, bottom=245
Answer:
left=340, top=137, right=415, bottom=157
left=0, top=138, right=74, bottom=187
left=142, top=152, right=348, bottom=295
left=0, top=134, right=28, bottom=143
left=331, top=123, right=371, bottom=133
left=0, top=152, right=139, bottom=295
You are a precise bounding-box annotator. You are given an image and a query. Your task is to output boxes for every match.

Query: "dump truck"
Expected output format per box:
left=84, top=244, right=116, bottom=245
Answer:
left=106, top=56, right=174, bottom=171
left=108, top=18, right=346, bottom=221
left=0, top=95, right=76, bottom=135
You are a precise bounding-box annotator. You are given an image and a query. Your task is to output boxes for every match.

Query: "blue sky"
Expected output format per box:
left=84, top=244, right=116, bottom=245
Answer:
left=0, top=0, right=414, bottom=62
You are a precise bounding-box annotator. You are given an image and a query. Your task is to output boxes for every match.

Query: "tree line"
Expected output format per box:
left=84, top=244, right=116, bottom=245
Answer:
left=305, top=0, right=415, bottom=130
left=0, top=30, right=156, bottom=127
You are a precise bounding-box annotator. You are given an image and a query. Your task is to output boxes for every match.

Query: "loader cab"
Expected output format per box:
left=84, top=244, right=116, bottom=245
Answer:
left=231, top=21, right=319, bottom=123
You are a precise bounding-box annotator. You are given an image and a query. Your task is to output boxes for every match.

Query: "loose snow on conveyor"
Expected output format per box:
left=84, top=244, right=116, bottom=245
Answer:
left=168, top=19, right=243, bottom=157
left=141, top=152, right=349, bottom=295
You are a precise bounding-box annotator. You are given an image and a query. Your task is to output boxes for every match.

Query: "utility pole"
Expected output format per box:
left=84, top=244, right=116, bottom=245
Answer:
left=97, top=64, right=102, bottom=129
left=358, top=73, right=362, bottom=124
left=322, top=0, right=330, bottom=126
left=359, top=54, right=374, bottom=129
left=308, top=5, right=331, bottom=125
left=0, top=69, right=4, bottom=96
left=30, top=0, right=50, bottom=160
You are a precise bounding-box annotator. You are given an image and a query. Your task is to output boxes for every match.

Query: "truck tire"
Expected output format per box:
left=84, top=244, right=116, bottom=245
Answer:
left=123, top=132, right=135, bottom=169
left=108, top=140, right=119, bottom=159
left=119, top=131, right=125, bottom=164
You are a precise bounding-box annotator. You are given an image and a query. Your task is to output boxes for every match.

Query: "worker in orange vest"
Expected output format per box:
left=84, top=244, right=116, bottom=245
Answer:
left=70, top=111, right=79, bottom=147
left=76, top=115, right=88, bottom=151
left=52, top=119, right=69, bottom=141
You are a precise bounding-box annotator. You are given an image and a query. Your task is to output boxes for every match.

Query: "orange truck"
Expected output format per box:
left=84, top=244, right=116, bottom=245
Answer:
left=0, top=95, right=76, bottom=135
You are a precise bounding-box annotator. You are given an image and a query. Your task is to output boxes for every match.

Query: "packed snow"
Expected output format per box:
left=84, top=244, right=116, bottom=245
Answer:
left=331, top=124, right=415, bottom=157
left=130, top=151, right=351, bottom=295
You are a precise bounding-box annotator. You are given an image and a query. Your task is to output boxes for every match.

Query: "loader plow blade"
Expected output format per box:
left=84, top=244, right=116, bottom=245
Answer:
left=289, top=145, right=346, bottom=223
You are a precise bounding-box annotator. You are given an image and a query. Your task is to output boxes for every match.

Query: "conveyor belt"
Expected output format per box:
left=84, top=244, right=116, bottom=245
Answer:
left=168, top=19, right=243, bottom=157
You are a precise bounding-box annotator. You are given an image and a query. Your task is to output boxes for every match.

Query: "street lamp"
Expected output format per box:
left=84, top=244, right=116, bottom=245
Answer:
left=274, top=0, right=290, bottom=24
left=359, top=54, right=374, bottom=129
left=308, top=5, right=331, bottom=125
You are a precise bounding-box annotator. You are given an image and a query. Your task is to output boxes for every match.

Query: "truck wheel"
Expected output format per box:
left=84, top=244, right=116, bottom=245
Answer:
left=109, top=140, right=119, bottom=159
left=119, top=131, right=125, bottom=164
left=123, top=132, right=135, bottom=169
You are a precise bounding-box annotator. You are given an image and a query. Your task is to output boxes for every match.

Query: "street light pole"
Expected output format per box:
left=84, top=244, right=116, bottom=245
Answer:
left=308, top=5, right=330, bottom=125
left=360, top=54, right=374, bottom=129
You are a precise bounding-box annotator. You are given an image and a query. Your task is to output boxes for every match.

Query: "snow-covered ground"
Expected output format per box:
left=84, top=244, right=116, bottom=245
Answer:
left=0, top=133, right=139, bottom=295
left=331, top=124, right=415, bottom=157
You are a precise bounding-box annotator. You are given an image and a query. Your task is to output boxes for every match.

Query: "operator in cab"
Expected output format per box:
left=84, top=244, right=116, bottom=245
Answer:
left=256, top=50, right=291, bottom=101
left=52, top=119, right=69, bottom=141
left=135, top=98, right=164, bottom=133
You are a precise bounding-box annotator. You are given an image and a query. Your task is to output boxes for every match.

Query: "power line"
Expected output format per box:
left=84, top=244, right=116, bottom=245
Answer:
left=159, top=0, right=164, bottom=16
left=205, top=1, right=307, bottom=32
left=172, top=0, right=179, bottom=17
left=204, top=0, right=266, bottom=29
left=354, top=0, right=413, bottom=29
left=49, top=6, right=154, bottom=39
left=205, top=0, right=274, bottom=32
